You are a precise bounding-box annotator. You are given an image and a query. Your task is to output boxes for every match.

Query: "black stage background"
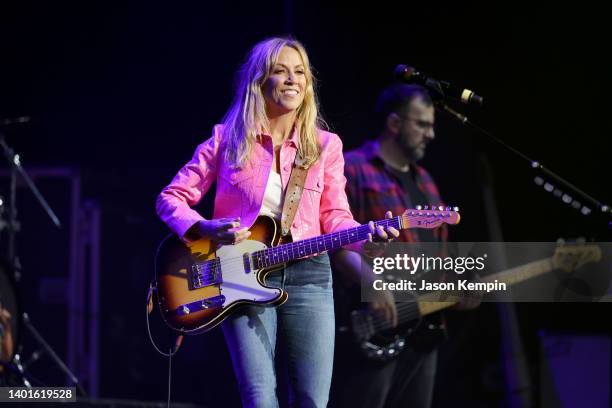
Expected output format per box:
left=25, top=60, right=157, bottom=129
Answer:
left=1, top=1, right=610, bottom=406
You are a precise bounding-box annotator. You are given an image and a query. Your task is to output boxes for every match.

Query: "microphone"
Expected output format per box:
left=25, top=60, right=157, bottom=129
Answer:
left=394, top=65, right=483, bottom=106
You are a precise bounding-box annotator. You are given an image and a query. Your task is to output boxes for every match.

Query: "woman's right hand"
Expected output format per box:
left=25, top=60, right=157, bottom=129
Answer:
left=187, top=217, right=251, bottom=245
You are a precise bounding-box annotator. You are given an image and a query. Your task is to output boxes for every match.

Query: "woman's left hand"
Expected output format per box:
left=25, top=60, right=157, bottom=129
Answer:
left=364, top=211, right=400, bottom=257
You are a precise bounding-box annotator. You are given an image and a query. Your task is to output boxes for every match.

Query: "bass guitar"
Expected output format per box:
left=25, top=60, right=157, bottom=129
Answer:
left=343, top=243, right=602, bottom=361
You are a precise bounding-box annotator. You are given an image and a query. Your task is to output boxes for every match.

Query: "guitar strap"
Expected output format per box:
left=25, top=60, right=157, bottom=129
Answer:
left=280, top=156, right=309, bottom=237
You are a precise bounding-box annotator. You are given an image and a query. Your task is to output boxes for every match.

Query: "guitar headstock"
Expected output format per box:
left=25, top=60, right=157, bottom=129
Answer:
left=552, top=242, right=602, bottom=272
left=400, top=206, right=461, bottom=230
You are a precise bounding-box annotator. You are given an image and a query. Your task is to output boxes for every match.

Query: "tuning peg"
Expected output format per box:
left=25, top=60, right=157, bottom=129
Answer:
left=423, top=205, right=429, bottom=210
left=416, top=205, right=422, bottom=210
left=438, top=205, right=444, bottom=211
left=453, top=206, right=460, bottom=212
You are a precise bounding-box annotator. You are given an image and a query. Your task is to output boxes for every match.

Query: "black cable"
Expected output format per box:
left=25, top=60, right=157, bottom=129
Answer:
left=145, top=285, right=183, bottom=358
left=145, top=284, right=184, bottom=408
left=167, top=346, right=172, bottom=408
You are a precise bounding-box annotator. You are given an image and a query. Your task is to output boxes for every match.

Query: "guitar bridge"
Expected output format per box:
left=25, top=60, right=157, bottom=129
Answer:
left=191, top=260, right=222, bottom=289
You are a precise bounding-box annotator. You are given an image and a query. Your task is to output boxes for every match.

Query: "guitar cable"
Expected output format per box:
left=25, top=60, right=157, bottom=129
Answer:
left=145, top=282, right=184, bottom=408
left=167, top=344, right=172, bottom=408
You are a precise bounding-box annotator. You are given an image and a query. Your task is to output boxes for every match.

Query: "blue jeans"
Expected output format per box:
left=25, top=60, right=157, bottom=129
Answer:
left=222, top=253, right=335, bottom=408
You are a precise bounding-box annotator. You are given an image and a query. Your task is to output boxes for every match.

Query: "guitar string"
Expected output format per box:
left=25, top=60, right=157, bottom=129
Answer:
left=191, top=224, right=396, bottom=284
left=185, top=214, right=454, bottom=317
left=191, top=214, right=454, bottom=280
left=191, top=224, right=450, bottom=287
left=191, top=217, right=403, bottom=275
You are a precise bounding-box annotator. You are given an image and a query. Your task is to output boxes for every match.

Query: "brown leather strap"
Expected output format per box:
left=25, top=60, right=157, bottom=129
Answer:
left=281, top=164, right=308, bottom=237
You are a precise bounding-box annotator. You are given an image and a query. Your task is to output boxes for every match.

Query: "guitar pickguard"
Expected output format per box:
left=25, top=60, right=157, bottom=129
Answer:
left=215, top=240, right=283, bottom=305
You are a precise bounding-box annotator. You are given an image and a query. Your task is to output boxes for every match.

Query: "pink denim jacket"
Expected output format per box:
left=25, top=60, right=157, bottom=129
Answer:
left=156, top=124, right=360, bottom=241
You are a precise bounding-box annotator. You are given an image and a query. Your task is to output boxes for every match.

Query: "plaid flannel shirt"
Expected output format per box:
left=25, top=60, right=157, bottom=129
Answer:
left=343, top=140, right=448, bottom=244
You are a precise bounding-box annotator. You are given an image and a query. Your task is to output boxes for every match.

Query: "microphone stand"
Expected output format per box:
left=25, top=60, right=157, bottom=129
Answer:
left=0, top=127, right=85, bottom=395
left=436, top=102, right=611, bottom=235
left=435, top=101, right=610, bottom=408
left=0, top=130, right=61, bottom=271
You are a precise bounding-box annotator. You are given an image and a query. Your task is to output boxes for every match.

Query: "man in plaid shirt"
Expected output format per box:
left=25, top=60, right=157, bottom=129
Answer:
left=331, top=84, right=447, bottom=408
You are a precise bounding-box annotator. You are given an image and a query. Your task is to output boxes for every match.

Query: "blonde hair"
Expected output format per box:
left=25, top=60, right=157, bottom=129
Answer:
left=221, top=37, right=326, bottom=168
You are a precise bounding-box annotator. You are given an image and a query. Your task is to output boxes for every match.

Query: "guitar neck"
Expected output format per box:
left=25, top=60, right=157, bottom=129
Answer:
left=251, top=209, right=459, bottom=270
left=487, top=257, right=554, bottom=286
left=416, top=257, right=555, bottom=317
left=251, top=217, right=402, bottom=269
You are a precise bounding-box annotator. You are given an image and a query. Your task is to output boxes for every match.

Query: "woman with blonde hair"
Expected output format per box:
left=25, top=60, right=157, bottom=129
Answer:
left=157, top=36, right=397, bottom=407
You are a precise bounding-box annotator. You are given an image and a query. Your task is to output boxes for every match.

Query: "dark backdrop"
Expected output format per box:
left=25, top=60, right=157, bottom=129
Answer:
left=1, top=1, right=609, bottom=406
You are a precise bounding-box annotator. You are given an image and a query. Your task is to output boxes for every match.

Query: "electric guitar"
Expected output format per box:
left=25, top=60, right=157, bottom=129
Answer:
left=153, top=208, right=460, bottom=334
left=342, top=243, right=602, bottom=361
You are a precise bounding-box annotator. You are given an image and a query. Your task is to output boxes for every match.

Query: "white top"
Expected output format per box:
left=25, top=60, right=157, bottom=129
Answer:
left=259, top=171, right=283, bottom=219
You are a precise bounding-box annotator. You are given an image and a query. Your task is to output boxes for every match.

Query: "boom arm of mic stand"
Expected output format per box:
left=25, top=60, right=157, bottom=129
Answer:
left=0, top=131, right=61, bottom=228
left=436, top=102, right=612, bottom=228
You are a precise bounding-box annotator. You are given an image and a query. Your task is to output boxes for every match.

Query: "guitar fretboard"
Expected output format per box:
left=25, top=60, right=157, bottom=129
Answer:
left=251, top=217, right=402, bottom=269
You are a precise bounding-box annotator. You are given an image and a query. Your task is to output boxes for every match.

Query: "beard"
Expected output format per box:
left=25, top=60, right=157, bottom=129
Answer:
left=399, top=138, right=427, bottom=162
